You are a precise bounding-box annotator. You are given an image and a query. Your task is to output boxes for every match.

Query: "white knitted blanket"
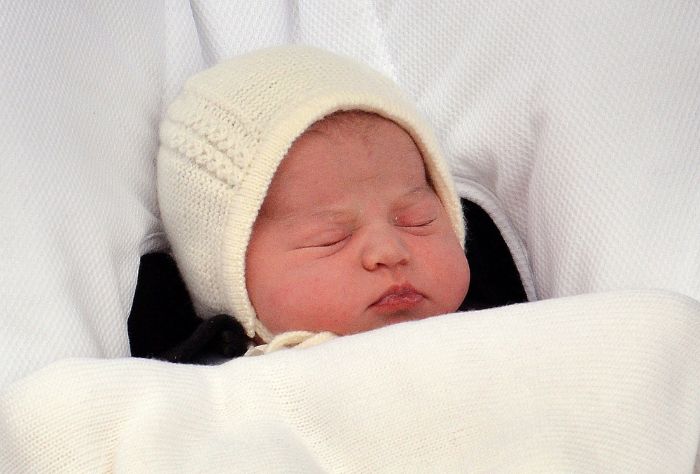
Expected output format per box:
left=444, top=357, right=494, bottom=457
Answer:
left=1, top=290, right=698, bottom=472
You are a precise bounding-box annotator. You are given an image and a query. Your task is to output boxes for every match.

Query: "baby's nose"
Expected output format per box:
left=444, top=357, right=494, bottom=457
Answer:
left=360, top=225, right=410, bottom=271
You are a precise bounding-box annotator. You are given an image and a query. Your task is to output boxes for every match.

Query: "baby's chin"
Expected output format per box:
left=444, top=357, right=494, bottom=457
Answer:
left=256, top=298, right=461, bottom=341
left=376, top=304, right=457, bottom=326
left=347, top=301, right=457, bottom=335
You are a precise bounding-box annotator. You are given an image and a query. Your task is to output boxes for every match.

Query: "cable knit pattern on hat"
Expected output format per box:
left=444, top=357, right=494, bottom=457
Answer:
left=158, top=45, right=465, bottom=341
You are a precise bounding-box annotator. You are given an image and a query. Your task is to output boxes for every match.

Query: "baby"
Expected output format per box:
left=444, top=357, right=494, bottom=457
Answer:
left=157, top=46, right=469, bottom=353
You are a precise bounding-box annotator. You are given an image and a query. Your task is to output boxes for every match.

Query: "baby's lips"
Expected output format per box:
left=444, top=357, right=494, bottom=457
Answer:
left=370, top=283, right=424, bottom=312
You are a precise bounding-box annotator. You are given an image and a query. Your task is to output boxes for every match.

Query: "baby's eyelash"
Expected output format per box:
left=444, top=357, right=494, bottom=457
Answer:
left=395, top=216, right=436, bottom=227
left=412, top=218, right=436, bottom=227
left=300, top=234, right=350, bottom=249
left=316, top=237, right=346, bottom=247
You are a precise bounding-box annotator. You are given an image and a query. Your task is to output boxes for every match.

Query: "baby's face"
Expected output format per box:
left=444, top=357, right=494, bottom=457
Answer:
left=246, top=112, right=469, bottom=337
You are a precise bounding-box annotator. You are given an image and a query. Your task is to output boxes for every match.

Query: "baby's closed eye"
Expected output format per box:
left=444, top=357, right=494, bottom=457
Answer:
left=393, top=200, right=440, bottom=232
left=395, top=214, right=437, bottom=227
left=298, top=231, right=351, bottom=250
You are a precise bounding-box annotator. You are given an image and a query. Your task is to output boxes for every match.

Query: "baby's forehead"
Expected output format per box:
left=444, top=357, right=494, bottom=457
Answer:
left=285, top=111, right=427, bottom=179
left=258, top=111, right=434, bottom=218
left=303, top=110, right=394, bottom=142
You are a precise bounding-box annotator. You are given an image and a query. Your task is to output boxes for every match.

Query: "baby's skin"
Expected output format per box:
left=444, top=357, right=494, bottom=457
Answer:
left=245, top=111, right=469, bottom=337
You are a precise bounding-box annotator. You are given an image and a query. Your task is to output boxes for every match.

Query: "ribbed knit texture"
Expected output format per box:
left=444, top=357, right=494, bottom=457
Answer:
left=1, top=290, right=699, bottom=472
left=158, top=46, right=465, bottom=339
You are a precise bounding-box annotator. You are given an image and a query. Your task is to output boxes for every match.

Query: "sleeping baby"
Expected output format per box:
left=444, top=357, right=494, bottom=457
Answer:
left=157, top=46, right=469, bottom=355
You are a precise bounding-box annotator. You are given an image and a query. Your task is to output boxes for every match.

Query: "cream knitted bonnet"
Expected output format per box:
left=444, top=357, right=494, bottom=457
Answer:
left=157, top=45, right=465, bottom=342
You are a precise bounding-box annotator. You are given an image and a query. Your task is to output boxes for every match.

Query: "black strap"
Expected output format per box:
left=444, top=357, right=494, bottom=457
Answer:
left=157, top=314, right=248, bottom=362
left=127, top=253, right=249, bottom=362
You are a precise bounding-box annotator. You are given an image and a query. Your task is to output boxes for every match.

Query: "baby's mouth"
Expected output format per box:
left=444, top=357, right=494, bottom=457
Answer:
left=370, top=284, right=424, bottom=314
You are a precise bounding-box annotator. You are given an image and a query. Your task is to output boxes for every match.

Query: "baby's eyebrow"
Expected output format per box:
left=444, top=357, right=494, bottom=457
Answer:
left=306, top=208, right=355, bottom=224
left=396, top=184, right=436, bottom=205
left=270, top=184, right=436, bottom=226
left=270, top=208, right=354, bottom=229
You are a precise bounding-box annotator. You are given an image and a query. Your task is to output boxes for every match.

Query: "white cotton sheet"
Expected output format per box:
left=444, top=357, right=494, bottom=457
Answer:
left=1, top=290, right=698, bottom=472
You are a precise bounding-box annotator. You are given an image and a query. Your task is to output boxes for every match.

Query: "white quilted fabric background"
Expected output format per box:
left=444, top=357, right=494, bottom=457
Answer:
left=2, top=0, right=699, bottom=391
left=1, top=2, right=163, bottom=386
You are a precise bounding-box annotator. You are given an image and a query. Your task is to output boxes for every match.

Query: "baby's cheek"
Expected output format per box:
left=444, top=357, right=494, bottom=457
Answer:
left=425, top=233, right=469, bottom=311
left=449, top=251, right=470, bottom=306
left=256, top=280, right=299, bottom=333
left=257, top=272, right=332, bottom=333
left=447, top=245, right=470, bottom=307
